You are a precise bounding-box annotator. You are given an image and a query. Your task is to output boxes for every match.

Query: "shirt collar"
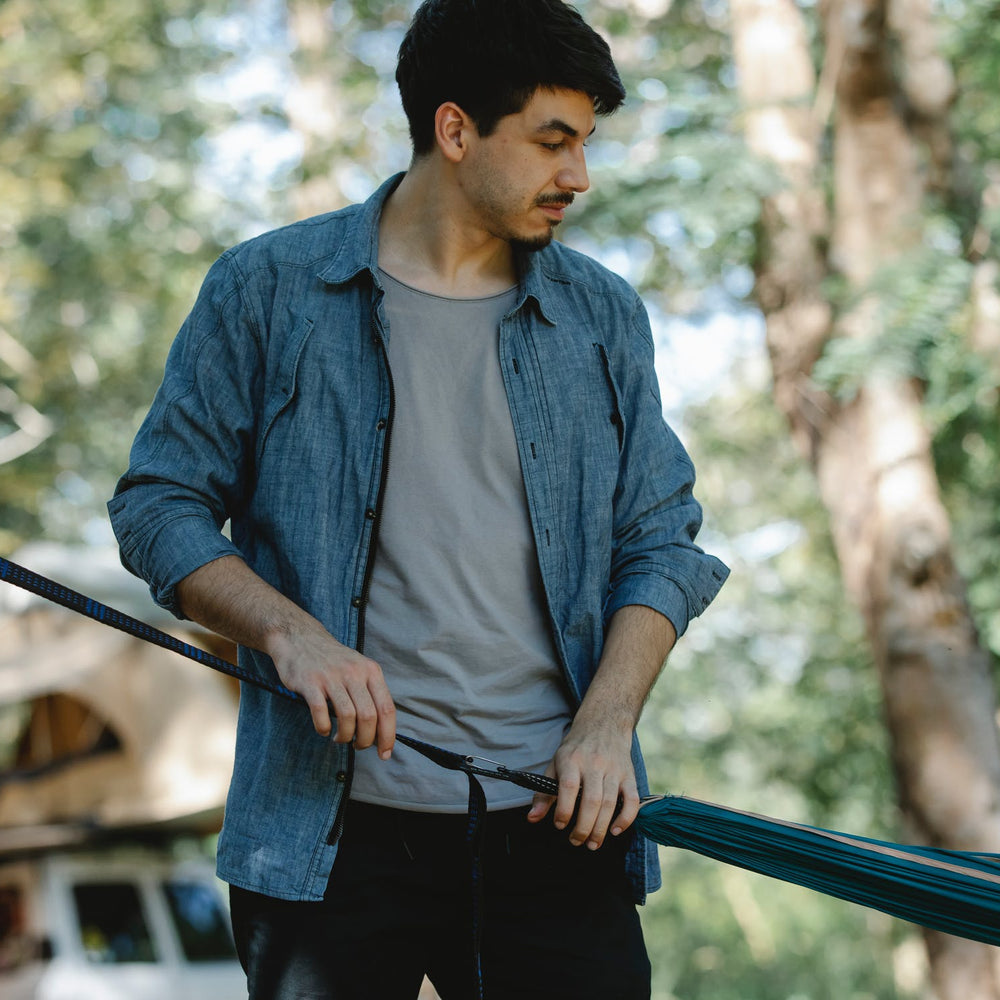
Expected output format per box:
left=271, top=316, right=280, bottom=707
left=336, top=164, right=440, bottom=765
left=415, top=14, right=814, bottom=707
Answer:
left=316, top=173, right=404, bottom=287
left=513, top=247, right=559, bottom=327
left=317, top=171, right=557, bottom=326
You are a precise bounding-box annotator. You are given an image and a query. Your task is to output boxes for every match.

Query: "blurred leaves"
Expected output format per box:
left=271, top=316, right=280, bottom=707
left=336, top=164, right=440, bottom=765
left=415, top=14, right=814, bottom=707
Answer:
left=0, top=0, right=242, bottom=548
left=813, top=247, right=975, bottom=397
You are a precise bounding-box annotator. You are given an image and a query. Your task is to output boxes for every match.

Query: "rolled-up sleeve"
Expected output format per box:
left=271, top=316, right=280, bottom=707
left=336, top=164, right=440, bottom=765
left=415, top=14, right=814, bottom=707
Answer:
left=603, top=297, right=729, bottom=636
left=108, top=252, right=262, bottom=617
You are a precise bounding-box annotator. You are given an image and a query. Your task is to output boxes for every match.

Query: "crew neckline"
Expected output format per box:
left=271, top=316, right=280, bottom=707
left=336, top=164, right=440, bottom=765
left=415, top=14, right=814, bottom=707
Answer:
left=378, top=267, right=517, bottom=303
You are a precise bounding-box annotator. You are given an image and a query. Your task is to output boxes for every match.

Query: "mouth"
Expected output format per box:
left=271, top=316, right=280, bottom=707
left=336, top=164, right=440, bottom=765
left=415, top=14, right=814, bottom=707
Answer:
left=536, top=195, right=573, bottom=223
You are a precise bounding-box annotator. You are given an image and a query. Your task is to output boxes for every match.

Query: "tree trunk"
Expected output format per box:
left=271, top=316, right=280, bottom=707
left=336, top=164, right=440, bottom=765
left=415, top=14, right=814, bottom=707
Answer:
left=285, top=0, right=350, bottom=218
left=729, top=0, right=1000, bottom=995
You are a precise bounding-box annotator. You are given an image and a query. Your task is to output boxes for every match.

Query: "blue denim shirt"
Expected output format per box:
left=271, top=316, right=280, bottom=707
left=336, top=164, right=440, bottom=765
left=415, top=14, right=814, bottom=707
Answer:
left=108, top=174, right=728, bottom=903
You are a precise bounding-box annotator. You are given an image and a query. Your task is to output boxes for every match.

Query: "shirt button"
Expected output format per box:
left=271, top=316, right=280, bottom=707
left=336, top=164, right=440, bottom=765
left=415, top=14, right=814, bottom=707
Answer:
left=351, top=597, right=363, bottom=609
left=335, top=771, right=348, bottom=783
left=376, top=418, right=387, bottom=431
left=365, top=508, right=377, bottom=520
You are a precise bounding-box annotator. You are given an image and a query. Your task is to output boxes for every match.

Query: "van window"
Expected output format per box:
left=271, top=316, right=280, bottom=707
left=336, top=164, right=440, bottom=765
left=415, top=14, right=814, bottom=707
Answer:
left=72, top=882, right=156, bottom=963
left=163, top=880, right=237, bottom=962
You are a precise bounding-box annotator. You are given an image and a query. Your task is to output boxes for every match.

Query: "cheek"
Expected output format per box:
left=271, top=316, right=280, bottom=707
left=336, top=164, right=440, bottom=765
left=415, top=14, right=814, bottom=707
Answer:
left=479, top=164, right=525, bottom=211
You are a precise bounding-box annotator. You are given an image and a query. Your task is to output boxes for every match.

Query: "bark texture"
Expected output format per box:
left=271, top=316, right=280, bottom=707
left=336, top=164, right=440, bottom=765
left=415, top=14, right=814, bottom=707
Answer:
left=730, top=0, right=1000, bottom=994
left=286, top=0, right=350, bottom=218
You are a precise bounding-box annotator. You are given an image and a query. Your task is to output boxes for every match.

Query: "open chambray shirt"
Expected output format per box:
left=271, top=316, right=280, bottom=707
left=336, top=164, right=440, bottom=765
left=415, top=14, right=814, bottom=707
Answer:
left=108, top=174, right=729, bottom=903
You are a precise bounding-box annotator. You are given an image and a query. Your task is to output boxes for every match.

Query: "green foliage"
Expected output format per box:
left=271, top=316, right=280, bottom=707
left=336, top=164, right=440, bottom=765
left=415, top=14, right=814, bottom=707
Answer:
left=941, top=0, right=1000, bottom=244
left=0, top=0, right=242, bottom=549
left=812, top=247, right=975, bottom=398
left=929, top=336, right=1000, bottom=664
left=565, top=0, right=774, bottom=312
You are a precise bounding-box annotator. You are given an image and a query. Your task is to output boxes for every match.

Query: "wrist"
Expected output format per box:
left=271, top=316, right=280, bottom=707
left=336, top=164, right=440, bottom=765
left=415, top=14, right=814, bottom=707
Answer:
left=569, top=702, right=636, bottom=743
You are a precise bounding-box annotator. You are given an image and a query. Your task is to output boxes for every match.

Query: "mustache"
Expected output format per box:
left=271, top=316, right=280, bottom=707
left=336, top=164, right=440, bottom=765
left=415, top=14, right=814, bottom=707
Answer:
left=535, top=193, right=575, bottom=208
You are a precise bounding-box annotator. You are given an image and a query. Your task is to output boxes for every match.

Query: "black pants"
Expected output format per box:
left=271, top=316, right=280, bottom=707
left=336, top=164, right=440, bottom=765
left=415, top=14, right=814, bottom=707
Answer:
left=230, top=800, right=651, bottom=1000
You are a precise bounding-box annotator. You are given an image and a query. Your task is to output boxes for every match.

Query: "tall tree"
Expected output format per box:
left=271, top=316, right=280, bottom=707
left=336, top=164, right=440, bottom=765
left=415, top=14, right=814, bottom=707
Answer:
left=728, top=0, right=1000, bottom=994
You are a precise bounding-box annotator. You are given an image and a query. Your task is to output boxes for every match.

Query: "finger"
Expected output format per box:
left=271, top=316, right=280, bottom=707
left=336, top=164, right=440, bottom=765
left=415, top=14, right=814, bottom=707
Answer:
left=527, top=792, right=554, bottom=823
left=584, top=776, right=623, bottom=850
left=300, top=685, right=333, bottom=737
left=368, top=679, right=396, bottom=760
left=325, top=688, right=357, bottom=745
left=552, top=766, right=581, bottom=832
left=611, top=784, right=641, bottom=837
left=345, top=685, right=379, bottom=750
left=527, top=762, right=557, bottom=822
left=368, top=661, right=396, bottom=760
left=568, top=778, right=604, bottom=846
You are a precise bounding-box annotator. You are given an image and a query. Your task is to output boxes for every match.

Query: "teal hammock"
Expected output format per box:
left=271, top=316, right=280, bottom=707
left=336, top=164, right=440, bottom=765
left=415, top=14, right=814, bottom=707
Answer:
left=2, top=554, right=999, bottom=949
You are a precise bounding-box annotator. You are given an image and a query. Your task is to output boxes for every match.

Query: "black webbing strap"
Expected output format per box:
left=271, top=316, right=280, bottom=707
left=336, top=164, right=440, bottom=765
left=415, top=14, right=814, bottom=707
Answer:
left=0, top=555, right=302, bottom=704
left=392, top=734, right=558, bottom=1000
left=0, top=555, right=559, bottom=998
left=465, top=771, right=488, bottom=1000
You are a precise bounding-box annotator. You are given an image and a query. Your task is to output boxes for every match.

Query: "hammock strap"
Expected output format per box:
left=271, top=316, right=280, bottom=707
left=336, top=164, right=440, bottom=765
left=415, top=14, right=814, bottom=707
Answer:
left=0, top=555, right=301, bottom=702
left=0, top=555, right=559, bottom=795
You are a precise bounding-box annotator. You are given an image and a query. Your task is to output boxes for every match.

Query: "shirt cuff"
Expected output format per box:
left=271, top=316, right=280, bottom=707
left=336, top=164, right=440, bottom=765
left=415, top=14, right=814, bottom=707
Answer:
left=111, top=503, right=242, bottom=619
left=604, top=573, right=692, bottom=638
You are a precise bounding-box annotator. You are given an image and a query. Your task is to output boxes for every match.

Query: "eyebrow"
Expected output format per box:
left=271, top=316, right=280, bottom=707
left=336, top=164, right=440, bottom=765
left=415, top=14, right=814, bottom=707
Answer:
left=534, top=118, right=597, bottom=139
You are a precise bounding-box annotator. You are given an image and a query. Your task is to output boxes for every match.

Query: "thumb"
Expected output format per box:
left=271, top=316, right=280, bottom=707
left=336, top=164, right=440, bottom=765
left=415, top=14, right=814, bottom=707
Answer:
left=527, top=763, right=557, bottom=823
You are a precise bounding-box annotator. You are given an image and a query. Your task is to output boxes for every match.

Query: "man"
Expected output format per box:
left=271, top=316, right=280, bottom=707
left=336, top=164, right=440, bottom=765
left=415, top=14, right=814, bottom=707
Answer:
left=109, top=1, right=728, bottom=997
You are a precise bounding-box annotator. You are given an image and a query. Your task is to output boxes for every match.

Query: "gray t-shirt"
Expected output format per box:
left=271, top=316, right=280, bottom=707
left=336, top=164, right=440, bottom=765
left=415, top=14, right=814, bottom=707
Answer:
left=351, top=270, right=573, bottom=811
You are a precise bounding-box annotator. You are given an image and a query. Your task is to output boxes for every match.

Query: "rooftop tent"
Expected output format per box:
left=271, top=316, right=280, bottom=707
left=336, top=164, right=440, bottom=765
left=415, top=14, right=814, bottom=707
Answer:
left=0, top=546, right=239, bottom=849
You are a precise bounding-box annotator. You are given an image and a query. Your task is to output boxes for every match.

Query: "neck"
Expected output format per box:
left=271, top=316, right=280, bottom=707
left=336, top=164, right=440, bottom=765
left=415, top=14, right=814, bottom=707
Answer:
left=378, top=158, right=517, bottom=298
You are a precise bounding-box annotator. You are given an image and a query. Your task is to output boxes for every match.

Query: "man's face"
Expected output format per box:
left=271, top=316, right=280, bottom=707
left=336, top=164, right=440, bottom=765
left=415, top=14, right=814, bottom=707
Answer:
left=459, top=87, right=596, bottom=252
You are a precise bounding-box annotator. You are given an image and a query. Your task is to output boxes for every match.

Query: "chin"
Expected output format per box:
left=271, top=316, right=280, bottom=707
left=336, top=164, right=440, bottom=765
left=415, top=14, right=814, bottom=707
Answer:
left=509, top=231, right=556, bottom=253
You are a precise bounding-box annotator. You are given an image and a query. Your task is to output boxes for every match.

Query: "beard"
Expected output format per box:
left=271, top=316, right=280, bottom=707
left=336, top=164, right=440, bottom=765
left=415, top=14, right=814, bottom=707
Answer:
left=510, top=231, right=556, bottom=253
left=466, top=159, right=575, bottom=253
left=507, top=194, right=575, bottom=253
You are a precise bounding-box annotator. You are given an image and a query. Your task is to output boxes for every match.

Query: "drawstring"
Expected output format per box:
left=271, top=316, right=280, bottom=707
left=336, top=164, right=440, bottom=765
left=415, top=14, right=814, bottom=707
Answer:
left=0, top=555, right=559, bottom=998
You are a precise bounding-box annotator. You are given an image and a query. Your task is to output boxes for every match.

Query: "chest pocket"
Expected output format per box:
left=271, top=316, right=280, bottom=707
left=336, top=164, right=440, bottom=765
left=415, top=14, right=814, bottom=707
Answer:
left=257, top=317, right=315, bottom=465
left=593, top=342, right=625, bottom=454
left=527, top=338, right=626, bottom=506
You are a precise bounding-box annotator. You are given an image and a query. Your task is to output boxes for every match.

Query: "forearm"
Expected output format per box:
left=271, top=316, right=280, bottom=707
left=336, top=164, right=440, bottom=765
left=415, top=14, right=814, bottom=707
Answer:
left=175, top=554, right=325, bottom=660
left=176, top=555, right=395, bottom=752
left=574, top=603, right=677, bottom=733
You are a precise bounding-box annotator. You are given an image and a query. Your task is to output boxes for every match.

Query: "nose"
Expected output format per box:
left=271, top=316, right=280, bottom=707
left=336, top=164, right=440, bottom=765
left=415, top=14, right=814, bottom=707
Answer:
left=557, top=147, right=590, bottom=194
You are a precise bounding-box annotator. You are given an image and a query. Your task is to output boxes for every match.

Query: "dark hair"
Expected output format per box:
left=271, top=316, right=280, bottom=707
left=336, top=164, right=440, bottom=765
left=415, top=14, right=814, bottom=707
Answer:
left=396, top=0, right=626, bottom=157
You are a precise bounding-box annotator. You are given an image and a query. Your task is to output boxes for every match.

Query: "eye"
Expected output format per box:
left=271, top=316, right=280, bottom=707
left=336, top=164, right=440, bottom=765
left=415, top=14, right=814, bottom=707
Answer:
left=541, top=142, right=564, bottom=152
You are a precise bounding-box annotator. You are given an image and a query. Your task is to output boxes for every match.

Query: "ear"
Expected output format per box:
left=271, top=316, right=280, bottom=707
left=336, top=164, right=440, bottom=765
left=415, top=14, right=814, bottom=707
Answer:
left=434, top=102, right=474, bottom=163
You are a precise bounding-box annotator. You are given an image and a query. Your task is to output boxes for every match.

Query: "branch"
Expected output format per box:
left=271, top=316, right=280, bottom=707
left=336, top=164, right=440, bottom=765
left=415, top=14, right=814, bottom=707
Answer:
left=0, top=385, right=54, bottom=465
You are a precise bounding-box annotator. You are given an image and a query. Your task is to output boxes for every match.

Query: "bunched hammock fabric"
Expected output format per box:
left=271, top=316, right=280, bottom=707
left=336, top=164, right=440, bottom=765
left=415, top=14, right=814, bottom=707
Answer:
left=2, top=554, right=999, bottom=949
left=634, top=795, right=1000, bottom=946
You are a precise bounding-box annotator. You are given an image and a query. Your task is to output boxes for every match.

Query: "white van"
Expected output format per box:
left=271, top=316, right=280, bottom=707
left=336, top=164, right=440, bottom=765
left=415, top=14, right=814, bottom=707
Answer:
left=0, top=846, right=246, bottom=1000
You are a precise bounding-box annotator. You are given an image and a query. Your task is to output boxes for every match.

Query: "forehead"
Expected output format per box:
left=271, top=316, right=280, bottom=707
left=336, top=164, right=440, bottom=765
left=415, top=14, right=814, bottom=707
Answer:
left=514, top=87, right=597, bottom=134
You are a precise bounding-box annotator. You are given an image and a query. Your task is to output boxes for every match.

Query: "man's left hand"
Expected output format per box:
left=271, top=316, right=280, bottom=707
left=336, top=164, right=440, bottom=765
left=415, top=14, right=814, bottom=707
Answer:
left=526, top=717, right=640, bottom=850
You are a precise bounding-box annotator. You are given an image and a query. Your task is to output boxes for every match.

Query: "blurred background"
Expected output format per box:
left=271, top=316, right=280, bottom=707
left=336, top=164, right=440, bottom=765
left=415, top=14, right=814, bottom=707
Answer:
left=1, top=1, right=998, bottom=998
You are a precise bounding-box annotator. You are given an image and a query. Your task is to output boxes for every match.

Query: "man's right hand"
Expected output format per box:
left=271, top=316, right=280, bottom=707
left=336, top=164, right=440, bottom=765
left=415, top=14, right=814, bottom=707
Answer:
left=176, top=555, right=396, bottom=758
left=266, top=627, right=396, bottom=756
